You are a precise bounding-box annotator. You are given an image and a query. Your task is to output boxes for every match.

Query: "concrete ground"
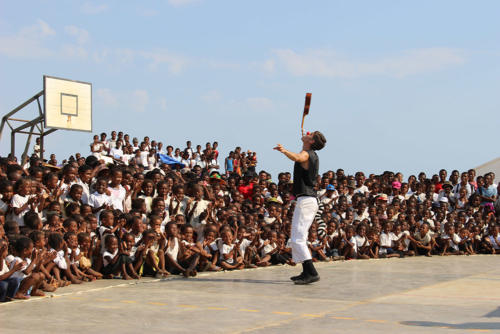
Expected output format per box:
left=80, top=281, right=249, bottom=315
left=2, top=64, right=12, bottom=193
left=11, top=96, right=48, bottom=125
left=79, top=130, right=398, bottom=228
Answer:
left=1, top=255, right=499, bottom=334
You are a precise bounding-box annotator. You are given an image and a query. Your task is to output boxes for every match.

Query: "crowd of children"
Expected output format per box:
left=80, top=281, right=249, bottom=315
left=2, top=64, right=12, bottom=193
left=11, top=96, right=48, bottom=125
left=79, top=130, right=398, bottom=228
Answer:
left=0, top=130, right=499, bottom=301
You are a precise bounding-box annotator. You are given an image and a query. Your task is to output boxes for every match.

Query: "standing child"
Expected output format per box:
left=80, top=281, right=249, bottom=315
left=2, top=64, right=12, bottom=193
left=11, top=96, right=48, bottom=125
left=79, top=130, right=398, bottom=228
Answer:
left=88, top=178, right=112, bottom=220
left=10, top=179, right=40, bottom=228
left=108, top=169, right=126, bottom=212
left=0, top=181, right=14, bottom=220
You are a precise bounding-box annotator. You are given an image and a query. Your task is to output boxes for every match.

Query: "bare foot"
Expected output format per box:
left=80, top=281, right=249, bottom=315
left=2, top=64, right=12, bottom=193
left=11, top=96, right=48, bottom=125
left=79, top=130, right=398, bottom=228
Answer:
left=71, top=279, right=83, bottom=284
left=14, top=293, right=30, bottom=300
left=42, top=282, right=57, bottom=292
left=31, top=290, right=45, bottom=297
left=123, top=275, right=133, bottom=280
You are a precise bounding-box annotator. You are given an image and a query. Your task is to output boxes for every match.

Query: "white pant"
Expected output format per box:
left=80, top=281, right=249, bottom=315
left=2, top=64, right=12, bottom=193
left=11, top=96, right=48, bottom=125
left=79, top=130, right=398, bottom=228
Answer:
left=291, top=196, right=319, bottom=263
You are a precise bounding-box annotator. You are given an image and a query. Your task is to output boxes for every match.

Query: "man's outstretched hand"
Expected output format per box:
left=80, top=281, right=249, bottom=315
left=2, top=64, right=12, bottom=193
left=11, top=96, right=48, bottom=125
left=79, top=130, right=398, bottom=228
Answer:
left=273, top=144, right=285, bottom=153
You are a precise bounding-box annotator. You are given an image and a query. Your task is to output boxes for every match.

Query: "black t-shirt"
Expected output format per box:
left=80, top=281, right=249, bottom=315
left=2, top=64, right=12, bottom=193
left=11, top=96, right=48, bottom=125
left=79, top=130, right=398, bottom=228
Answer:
left=292, top=150, right=319, bottom=197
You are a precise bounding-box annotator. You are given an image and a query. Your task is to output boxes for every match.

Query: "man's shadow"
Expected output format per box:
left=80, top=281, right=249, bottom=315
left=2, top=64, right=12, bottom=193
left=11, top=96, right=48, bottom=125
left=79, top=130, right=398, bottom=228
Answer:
left=400, top=307, right=500, bottom=330
left=170, top=277, right=290, bottom=285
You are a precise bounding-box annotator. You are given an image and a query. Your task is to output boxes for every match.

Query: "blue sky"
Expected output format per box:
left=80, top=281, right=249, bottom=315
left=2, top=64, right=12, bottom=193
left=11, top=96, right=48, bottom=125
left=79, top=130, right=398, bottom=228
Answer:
left=0, top=1, right=499, bottom=179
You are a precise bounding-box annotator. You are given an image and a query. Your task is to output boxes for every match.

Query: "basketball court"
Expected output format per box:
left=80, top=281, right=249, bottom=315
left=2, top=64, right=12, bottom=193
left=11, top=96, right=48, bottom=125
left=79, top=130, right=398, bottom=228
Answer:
left=1, top=255, right=499, bottom=333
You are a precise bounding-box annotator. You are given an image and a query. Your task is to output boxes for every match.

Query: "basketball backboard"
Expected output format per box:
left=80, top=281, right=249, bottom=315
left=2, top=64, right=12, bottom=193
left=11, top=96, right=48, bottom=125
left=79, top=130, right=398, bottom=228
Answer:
left=44, top=75, right=92, bottom=132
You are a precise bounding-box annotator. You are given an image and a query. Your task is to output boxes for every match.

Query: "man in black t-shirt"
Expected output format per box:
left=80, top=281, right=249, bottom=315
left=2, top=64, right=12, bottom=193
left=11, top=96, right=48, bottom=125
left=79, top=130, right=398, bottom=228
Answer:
left=274, top=131, right=326, bottom=284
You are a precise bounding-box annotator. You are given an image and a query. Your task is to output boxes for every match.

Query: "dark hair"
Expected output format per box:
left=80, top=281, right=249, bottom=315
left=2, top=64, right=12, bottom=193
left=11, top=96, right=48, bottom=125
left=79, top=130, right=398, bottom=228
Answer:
left=69, top=184, right=83, bottom=195
left=131, top=198, right=145, bottom=211
left=78, top=164, right=92, bottom=174
left=0, top=180, right=13, bottom=192
left=63, top=217, right=77, bottom=229
left=104, top=234, right=117, bottom=246
left=311, top=131, right=327, bottom=151
left=29, top=230, right=44, bottom=244
left=64, top=231, right=77, bottom=241
left=99, top=209, right=113, bottom=221
left=48, top=233, right=64, bottom=249
left=14, top=236, right=33, bottom=253
left=77, top=232, right=90, bottom=243
left=24, top=210, right=41, bottom=230
left=4, top=220, right=19, bottom=234
left=65, top=202, right=80, bottom=216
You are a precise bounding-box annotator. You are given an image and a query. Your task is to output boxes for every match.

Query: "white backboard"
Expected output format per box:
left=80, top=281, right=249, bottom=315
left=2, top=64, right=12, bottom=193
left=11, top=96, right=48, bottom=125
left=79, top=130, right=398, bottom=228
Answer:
left=44, top=75, right=92, bottom=132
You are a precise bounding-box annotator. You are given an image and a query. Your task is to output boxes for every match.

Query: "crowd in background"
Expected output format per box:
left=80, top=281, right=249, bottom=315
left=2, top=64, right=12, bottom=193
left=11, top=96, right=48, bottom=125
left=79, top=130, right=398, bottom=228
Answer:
left=0, top=130, right=499, bottom=302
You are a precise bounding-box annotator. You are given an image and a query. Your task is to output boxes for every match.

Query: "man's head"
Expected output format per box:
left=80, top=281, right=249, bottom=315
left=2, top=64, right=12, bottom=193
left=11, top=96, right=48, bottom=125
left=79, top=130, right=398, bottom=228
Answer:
left=303, top=131, right=326, bottom=151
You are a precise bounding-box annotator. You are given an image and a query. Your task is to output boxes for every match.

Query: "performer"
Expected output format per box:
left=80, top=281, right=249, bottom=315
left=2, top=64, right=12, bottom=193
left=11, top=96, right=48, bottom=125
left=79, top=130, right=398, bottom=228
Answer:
left=274, top=131, right=326, bottom=284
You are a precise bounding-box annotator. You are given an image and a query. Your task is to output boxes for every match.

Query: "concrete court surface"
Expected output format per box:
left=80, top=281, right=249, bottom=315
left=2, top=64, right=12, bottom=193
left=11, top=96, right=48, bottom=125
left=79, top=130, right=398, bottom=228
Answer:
left=1, top=255, right=499, bottom=334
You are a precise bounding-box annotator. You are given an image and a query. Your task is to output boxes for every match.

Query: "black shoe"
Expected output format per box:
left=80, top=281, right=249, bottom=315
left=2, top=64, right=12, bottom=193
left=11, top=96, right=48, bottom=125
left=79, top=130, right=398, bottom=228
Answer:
left=294, top=275, right=320, bottom=285
left=290, top=272, right=305, bottom=281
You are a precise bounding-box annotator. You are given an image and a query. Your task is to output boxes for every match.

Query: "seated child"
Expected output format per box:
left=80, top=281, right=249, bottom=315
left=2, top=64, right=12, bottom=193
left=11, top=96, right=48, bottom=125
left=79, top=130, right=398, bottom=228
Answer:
left=65, top=232, right=95, bottom=281
left=7, top=237, right=45, bottom=299
left=47, top=233, right=82, bottom=285
left=101, top=235, right=139, bottom=280
left=0, top=239, right=23, bottom=302
left=354, top=224, right=370, bottom=259
left=178, top=224, right=200, bottom=277
left=440, top=223, right=462, bottom=256
left=196, top=227, right=220, bottom=272
left=458, top=228, right=475, bottom=255
left=219, top=230, right=244, bottom=270
left=484, top=225, right=500, bottom=254
left=339, top=226, right=357, bottom=259
left=367, top=228, right=379, bottom=258
left=409, top=222, right=434, bottom=256
left=379, top=222, right=401, bottom=258
left=77, top=232, right=102, bottom=279
left=164, top=222, right=186, bottom=275
left=142, top=216, right=168, bottom=277
left=29, top=231, right=57, bottom=292
left=307, top=230, right=329, bottom=262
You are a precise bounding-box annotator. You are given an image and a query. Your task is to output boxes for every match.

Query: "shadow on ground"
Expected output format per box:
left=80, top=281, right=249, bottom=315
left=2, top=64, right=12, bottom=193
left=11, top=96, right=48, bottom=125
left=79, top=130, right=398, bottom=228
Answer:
left=400, top=321, right=500, bottom=330
left=167, top=277, right=290, bottom=285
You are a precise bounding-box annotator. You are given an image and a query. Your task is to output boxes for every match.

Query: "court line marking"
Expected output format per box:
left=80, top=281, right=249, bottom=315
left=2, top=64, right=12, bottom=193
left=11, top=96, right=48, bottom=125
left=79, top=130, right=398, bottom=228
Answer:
left=178, top=304, right=198, bottom=308
left=232, top=269, right=500, bottom=334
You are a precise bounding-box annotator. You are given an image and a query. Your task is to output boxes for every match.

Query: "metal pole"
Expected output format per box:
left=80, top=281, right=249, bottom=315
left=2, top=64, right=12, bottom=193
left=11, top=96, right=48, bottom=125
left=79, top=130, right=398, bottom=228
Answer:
left=11, top=131, right=15, bottom=159
left=22, top=124, right=36, bottom=163
left=40, top=126, right=44, bottom=161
